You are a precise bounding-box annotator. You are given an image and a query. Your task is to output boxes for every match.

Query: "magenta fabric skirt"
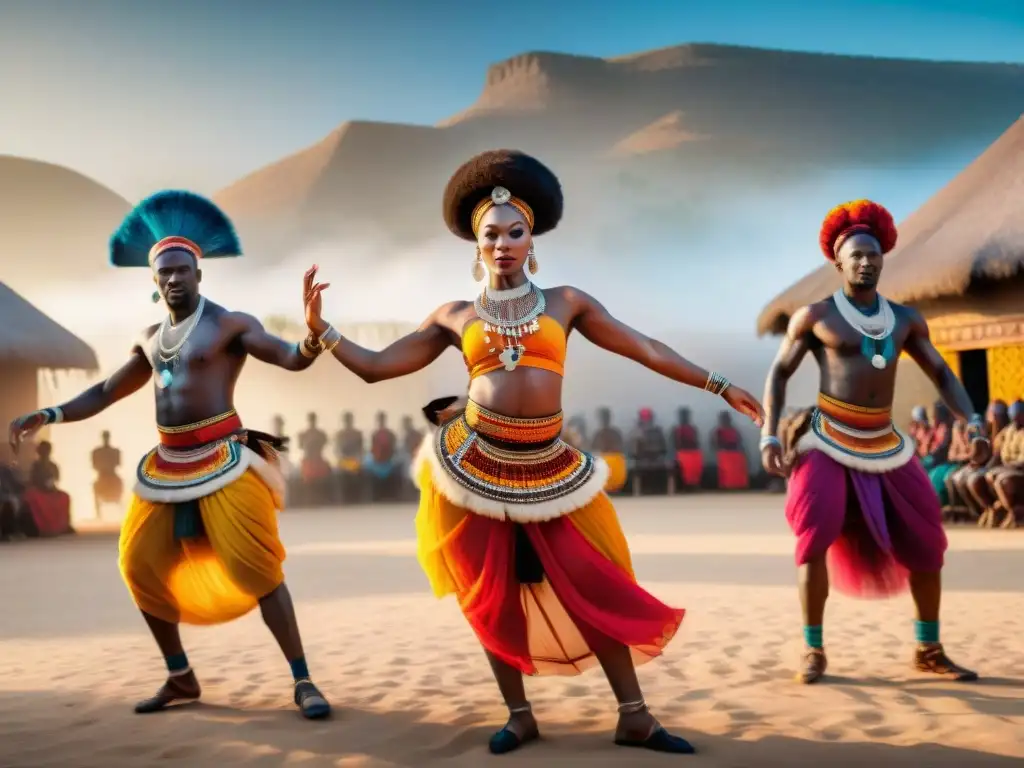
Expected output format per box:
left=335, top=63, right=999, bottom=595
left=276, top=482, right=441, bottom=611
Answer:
left=785, top=450, right=947, bottom=598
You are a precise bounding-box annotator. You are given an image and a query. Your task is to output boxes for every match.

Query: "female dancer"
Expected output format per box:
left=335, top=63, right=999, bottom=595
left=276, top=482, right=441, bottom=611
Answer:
left=305, top=150, right=764, bottom=754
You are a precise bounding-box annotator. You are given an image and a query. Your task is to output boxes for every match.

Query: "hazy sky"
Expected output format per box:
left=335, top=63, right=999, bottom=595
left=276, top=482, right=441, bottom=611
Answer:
left=3, top=0, right=1022, bottom=199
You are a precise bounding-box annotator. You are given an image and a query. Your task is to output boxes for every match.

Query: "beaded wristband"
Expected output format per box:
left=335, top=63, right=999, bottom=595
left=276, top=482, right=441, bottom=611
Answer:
left=704, top=372, right=730, bottom=396
left=319, top=325, right=342, bottom=352
left=759, top=435, right=781, bottom=451
left=40, top=407, right=64, bottom=425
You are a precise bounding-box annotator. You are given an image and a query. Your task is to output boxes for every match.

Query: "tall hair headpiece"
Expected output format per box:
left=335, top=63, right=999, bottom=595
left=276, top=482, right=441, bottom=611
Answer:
left=109, top=190, right=242, bottom=268
left=818, top=199, right=898, bottom=262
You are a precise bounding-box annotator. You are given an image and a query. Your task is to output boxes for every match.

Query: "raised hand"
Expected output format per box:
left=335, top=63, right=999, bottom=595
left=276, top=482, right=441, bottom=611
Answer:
left=303, top=264, right=331, bottom=336
left=8, top=411, right=47, bottom=454
left=722, top=385, right=765, bottom=428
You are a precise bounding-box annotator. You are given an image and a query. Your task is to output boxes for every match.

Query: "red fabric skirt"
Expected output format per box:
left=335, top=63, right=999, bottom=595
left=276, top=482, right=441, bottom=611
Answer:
left=443, top=511, right=684, bottom=675
left=676, top=450, right=704, bottom=487
left=22, top=487, right=72, bottom=536
left=716, top=450, right=749, bottom=489
left=300, top=457, right=331, bottom=481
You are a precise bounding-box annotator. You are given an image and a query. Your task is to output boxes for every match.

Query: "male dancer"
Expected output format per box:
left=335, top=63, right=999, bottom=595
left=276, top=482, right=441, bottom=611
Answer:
left=760, top=199, right=983, bottom=684
left=8, top=191, right=333, bottom=717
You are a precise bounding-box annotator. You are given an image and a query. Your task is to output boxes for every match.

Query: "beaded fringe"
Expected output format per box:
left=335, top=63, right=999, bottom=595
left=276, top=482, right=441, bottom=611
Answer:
left=133, top=444, right=285, bottom=507
left=411, top=434, right=610, bottom=523
left=794, top=428, right=916, bottom=473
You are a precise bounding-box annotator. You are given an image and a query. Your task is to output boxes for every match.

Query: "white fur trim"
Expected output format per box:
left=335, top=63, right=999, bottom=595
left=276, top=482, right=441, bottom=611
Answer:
left=417, top=437, right=610, bottom=523
left=794, top=428, right=916, bottom=473
left=133, top=444, right=285, bottom=508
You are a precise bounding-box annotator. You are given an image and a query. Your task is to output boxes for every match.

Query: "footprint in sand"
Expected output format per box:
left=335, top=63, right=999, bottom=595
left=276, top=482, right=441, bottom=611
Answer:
left=158, top=744, right=200, bottom=759
left=363, top=691, right=388, bottom=705
left=865, top=725, right=900, bottom=739
left=562, top=684, right=590, bottom=697
left=817, top=728, right=845, bottom=741
left=852, top=708, right=885, bottom=726
left=390, top=656, right=410, bottom=666
left=722, top=644, right=742, bottom=658
left=663, top=666, right=686, bottom=680
left=675, top=688, right=711, bottom=702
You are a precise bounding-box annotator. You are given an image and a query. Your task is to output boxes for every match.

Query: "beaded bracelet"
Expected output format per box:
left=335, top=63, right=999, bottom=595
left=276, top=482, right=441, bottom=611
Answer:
left=704, top=372, right=730, bottom=396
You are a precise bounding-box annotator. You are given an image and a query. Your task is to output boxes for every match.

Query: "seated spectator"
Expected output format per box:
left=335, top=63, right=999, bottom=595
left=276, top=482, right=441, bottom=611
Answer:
left=22, top=441, right=73, bottom=536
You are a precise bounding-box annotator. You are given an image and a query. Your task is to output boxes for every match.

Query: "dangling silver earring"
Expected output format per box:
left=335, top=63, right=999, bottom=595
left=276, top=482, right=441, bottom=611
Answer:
left=471, top=246, right=485, bottom=282
left=527, top=244, right=538, bottom=275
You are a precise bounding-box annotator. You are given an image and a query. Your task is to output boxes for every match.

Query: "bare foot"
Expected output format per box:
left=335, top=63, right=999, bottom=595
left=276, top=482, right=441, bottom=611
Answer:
left=134, top=670, right=201, bottom=714
left=488, top=706, right=539, bottom=754
left=796, top=647, right=827, bottom=684
left=915, top=644, right=978, bottom=682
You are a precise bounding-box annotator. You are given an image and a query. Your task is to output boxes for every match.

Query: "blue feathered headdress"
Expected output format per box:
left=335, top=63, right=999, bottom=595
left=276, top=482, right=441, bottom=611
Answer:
left=109, top=190, right=242, bottom=268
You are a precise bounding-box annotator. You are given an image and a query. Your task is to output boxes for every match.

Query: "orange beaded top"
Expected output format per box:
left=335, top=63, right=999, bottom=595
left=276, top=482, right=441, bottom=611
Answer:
left=461, top=315, right=566, bottom=379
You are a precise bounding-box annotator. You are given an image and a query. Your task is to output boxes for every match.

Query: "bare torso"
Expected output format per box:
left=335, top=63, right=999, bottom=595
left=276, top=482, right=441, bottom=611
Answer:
left=140, top=301, right=247, bottom=427
left=807, top=297, right=915, bottom=409
left=436, top=287, right=576, bottom=418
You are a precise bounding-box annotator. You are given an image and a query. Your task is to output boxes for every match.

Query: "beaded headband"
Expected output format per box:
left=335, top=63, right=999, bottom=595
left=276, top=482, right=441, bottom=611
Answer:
left=471, top=186, right=535, bottom=235
left=832, top=225, right=879, bottom=257
left=149, top=236, right=202, bottom=265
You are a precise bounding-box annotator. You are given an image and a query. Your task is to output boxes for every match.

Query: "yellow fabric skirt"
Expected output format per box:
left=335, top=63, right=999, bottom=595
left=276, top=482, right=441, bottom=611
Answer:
left=599, top=452, right=628, bottom=493
left=118, top=468, right=286, bottom=626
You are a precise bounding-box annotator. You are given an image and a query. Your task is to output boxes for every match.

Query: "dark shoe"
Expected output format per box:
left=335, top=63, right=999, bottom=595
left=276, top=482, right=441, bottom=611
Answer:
left=796, top=647, right=827, bottom=684
left=614, top=700, right=696, bottom=754
left=615, top=726, right=696, bottom=754
left=914, top=645, right=978, bottom=681
left=488, top=705, right=539, bottom=755
left=294, top=679, right=331, bottom=719
left=134, top=671, right=201, bottom=713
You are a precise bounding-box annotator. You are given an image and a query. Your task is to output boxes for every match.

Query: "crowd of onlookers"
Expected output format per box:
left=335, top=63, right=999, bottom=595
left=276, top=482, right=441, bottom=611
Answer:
left=0, top=439, right=75, bottom=541
left=910, top=399, right=1023, bottom=529
left=281, top=405, right=766, bottom=507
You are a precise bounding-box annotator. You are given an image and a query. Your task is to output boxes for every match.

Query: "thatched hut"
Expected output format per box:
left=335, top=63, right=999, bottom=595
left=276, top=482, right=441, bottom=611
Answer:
left=757, top=115, right=1024, bottom=421
left=0, top=282, right=99, bottom=461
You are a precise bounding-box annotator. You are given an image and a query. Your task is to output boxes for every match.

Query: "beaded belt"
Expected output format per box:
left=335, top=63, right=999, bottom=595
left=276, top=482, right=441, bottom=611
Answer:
left=427, top=400, right=605, bottom=518
left=158, top=410, right=242, bottom=448
left=794, top=393, right=914, bottom=471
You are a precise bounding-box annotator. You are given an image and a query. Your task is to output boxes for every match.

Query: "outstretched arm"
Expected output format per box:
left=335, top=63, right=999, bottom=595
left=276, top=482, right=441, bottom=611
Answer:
left=903, top=308, right=977, bottom=423
left=9, top=342, right=154, bottom=451
left=233, top=313, right=317, bottom=372
left=567, top=287, right=763, bottom=423
left=57, top=348, right=154, bottom=422
left=762, top=306, right=816, bottom=440
left=322, top=304, right=456, bottom=384
left=569, top=287, right=713, bottom=388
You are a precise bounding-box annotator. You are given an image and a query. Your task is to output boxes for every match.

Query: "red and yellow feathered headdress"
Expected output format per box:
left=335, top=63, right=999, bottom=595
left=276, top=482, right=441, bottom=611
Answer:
left=819, top=199, right=897, bottom=262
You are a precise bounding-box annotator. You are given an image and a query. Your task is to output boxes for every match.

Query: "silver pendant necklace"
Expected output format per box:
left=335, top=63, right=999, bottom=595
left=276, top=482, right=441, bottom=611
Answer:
left=474, top=282, right=545, bottom=371
left=154, top=296, right=206, bottom=389
left=832, top=290, right=895, bottom=369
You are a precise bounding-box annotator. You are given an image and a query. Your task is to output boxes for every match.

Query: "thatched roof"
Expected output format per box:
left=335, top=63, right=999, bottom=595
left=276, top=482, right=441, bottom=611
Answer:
left=0, top=282, right=99, bottom=371
left=757, top=114, right=1024, bottom=335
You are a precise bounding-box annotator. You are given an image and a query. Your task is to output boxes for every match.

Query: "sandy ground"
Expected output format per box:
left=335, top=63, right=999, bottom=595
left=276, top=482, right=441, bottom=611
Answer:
left=1, top=494, right=1022, bottom=767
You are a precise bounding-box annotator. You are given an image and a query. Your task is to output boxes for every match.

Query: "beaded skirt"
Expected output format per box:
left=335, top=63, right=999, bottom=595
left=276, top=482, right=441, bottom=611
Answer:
left=134, top=410, right=284, bottom=506
left=417, top=400, right=609, bottom=522
left=794, top=393, right=915, bottom=472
